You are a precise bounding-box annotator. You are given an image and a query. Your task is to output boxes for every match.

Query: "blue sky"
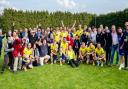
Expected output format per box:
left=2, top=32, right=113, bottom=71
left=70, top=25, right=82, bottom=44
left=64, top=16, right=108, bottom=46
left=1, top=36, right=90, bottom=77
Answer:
left=0, top=0, right=128, bottom=14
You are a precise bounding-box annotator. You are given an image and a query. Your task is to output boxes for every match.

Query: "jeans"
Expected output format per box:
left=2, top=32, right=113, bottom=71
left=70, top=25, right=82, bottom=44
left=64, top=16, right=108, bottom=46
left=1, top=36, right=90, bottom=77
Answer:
left=110, top=44, right=119, bottom=65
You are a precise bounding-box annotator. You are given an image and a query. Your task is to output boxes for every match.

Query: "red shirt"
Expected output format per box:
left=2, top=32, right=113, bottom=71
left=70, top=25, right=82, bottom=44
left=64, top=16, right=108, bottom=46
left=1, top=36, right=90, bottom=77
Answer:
left=66, top=36, right=74, bottom=47
left=12, top=38, right=21, bottom=57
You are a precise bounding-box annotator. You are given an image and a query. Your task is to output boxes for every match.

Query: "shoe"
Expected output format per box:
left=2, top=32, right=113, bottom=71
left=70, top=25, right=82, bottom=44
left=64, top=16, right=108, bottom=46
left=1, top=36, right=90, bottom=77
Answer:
left=97, top=61, right=100, bottom=66
left=119, top=66, right=122, bottom=70
left=93, top=62, right=95, bottom=66
left=101, top=63, right=103, bottom=67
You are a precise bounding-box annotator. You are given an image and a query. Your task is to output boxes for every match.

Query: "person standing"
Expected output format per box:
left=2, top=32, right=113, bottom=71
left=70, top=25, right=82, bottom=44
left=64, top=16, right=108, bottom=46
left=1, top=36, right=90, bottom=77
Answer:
left=117, top=27, right=125, bottom=70
left=104, top=27, right=112, bottom=65
left=110, top=25, right=119, bottom=65
left=0, top=29, right=4, bottom=56
left=12, top=31, right=21, bottom=73
left=123, top=22, right=128, bottom=69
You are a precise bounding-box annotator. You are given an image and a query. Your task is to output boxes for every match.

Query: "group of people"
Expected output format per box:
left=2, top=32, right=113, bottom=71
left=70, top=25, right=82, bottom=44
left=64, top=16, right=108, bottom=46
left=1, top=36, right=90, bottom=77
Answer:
left=0, top=21, right=128, bottom=74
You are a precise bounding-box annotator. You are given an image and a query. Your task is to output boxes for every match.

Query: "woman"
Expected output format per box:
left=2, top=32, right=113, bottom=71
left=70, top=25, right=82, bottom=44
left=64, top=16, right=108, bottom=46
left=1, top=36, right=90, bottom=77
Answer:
left=66, top=46, right=79, bottom=68
left=117, top=27, right=125, bottom=70
left=12, top=31, right=21, bottom=73
left=23, top=43, right=33, bottom=71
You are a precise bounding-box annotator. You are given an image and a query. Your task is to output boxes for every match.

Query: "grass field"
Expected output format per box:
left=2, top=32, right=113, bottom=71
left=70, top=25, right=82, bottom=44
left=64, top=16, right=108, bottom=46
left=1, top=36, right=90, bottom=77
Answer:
left=0, top=57, right=128, bottom=89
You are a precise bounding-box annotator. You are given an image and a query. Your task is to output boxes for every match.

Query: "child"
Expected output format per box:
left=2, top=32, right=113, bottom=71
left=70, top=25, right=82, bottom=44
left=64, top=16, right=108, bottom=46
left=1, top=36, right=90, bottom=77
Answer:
left=60, top=37, right=68, bottom=66
left=50, top=40, right=58, bottom=64
left=66, top=46, right=79, bottom=68
left=95, top=43, right=105, bottom=67
left=23, top=43, right=33, bottom=71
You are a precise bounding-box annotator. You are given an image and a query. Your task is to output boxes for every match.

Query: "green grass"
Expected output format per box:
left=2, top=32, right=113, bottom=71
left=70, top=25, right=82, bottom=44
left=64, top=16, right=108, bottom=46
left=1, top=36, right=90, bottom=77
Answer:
left=0, top=60, right=128, bottom=89
left=0, top=38, right=128, bottom=89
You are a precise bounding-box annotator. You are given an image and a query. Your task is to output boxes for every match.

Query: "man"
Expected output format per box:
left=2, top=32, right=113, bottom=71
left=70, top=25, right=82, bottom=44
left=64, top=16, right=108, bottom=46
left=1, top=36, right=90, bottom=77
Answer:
left=73, top=35, right=80, bottom=59
left=96, top=28, right=105, bottom=48
left=80, top=30, right=89, bottom=45
left=104, top=26, right=112, bottom=65
left=29, top=30, right=37, bottom=47
left=123, top=22, right=128, bottom=69
left=38, top=39, right=50, bottom=66
left=110, top=25, right=119, bottom=65
left=79, top=42, right=88, bottom=63
left=1, top=36, right=14, bottom=73
left=0, top=29, right=4, bottom=55
left=95, top=43, right=105, bottom=67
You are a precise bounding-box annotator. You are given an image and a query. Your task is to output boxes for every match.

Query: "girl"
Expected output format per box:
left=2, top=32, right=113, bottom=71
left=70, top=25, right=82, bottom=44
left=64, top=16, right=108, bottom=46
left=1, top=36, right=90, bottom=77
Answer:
left=12, top=31, right=21, bottom=73
left=23, top=43, right=33, bottom=71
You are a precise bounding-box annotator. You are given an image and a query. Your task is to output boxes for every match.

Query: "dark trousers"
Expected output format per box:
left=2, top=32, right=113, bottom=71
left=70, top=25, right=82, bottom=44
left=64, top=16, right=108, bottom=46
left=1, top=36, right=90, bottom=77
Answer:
left=8, top=52, right=14, bottom=69
left=1, top=55, right=9, bottom=72
left=0, top=45, right=2, bottom=55
left=69, top=59, right=79, bottom=68
left=74, top=48, right=79, bottom=59
left=124, top=50, right=128, bottom=67
left=105, top=47, right=111, bottom=65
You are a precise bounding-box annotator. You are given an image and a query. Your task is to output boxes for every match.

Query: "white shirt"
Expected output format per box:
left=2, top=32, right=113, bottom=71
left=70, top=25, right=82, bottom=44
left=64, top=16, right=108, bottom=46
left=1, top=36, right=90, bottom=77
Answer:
left=112, top=32, right=118, bottom=45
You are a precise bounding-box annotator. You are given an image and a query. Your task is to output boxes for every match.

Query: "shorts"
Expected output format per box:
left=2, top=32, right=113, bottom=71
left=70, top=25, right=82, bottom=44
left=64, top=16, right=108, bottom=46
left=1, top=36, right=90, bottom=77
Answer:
left=53, top=55, right=58, bottom=60
left=61, top=53, right=66, bottom=60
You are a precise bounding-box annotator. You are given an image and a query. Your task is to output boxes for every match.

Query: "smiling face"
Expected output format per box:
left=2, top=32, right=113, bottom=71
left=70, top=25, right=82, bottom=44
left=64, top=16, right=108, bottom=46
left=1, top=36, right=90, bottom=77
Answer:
left=27, top=43, right=31, bottom=49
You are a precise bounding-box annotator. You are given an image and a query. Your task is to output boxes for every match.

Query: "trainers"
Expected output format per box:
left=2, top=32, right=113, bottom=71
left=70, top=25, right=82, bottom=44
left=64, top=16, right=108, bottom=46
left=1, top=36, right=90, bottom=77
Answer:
left=101, top=63, right=104, bottom=67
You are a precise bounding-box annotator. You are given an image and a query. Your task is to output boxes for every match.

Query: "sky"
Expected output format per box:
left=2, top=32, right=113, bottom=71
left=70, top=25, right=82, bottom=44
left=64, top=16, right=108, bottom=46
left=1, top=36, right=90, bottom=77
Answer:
left=0, top=0, right=128, bottom=15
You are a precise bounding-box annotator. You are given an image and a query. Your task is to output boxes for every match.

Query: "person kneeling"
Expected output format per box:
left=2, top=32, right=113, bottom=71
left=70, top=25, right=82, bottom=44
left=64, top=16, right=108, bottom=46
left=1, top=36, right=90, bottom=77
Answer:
left=95, top=43, right=106, bottom=67
left=50, top=41, right=58, bottom=64
left=23, top=43, right=33, bottom=71
left=66, top=46, right=79, bottom=68
left=79, top=42, right=88, bottom=63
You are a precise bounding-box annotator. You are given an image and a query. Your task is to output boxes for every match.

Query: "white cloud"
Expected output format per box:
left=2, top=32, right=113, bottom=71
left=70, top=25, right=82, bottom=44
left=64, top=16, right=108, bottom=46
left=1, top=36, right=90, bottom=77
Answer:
left=56, top=0, right=77, bottom=9
left=0, top=0, right=19, bottom=15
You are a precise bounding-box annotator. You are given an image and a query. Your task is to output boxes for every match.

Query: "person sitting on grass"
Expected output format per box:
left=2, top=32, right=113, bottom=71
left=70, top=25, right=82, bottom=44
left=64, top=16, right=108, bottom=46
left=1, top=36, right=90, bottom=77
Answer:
left=50, top=40, right=58, bottom=64
left=79, top=42, right=88, bottom=63
left=38, top=39, right=50, bottom=66
left=86, top=42, right=95, bottom=65
left=95, top=43, right=106, bottom=67
left=66, top=45, right=79, bottom=68
left=23, top=43, right=33, bottom=71
left=60, top=37, right=68, bottom=66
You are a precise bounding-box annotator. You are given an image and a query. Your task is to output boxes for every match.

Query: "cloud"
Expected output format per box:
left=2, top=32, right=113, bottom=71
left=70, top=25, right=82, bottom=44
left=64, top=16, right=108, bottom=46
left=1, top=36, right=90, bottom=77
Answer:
left=0, top=0, right=19, bottom=15
left=56, top=0, right=77, bottom=9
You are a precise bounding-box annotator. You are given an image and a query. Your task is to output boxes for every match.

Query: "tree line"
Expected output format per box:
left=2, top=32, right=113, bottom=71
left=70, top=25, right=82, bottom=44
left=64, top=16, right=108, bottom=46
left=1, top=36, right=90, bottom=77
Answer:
left=0, top=8, right=128, bottom=32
